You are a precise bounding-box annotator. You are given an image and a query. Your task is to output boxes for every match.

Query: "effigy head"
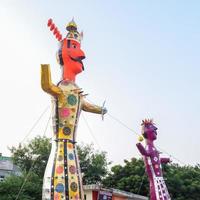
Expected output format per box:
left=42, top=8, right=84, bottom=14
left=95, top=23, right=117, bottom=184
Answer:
left=58, top=19, right=85, bottom=81
left=141, top=119, right=158, bottom=141
left=47, top=18, right=85, bottom=81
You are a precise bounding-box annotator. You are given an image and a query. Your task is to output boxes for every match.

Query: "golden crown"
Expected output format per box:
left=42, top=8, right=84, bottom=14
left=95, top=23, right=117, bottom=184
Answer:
left=66, top=19, right=83, bottom=43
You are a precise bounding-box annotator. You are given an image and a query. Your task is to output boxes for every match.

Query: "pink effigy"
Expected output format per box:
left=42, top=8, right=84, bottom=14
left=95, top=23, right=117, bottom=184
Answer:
left=136, top=119, right=171, bottom=200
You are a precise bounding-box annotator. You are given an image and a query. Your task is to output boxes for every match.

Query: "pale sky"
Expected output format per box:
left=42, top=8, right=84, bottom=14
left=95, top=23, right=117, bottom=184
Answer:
left=0, top=0, right=200, bottom=166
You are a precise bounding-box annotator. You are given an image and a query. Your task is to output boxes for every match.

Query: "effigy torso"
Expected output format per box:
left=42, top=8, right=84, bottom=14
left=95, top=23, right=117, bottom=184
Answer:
left=43, top=81, right=84, bottom=200
left=41, top=65, right=103, bottom=200
left=144, top=145, right=171, bottom=200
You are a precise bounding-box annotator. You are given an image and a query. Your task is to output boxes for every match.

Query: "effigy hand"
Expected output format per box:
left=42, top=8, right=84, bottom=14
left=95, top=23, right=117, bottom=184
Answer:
left=161, top=157, right=171, bottom=164
left=101, top=107, right=107, bottom=115
left=138, top=135, right=144, bottom=142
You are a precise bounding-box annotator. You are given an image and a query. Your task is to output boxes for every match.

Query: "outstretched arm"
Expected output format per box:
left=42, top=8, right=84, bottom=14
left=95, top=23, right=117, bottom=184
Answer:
left=41, top=64, right=61, bottom=96
left=160, top=157, right=171, bottom=164
left=82, top=100, right=107, bottom=114
left=136, top=143, right=150, bottom=156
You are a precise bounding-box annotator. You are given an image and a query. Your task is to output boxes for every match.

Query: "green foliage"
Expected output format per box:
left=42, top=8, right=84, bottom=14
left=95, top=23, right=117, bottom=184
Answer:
left=9, top=135, right=51, bottom=177
left=0, top=172, right=42, bottom=200
left=163, top=163, right=200, bottom=200
left=0, top=136, right=110, bottom=199
left=0, top=136, right=51, bottom=199
left=2, top=136, right=200, bottom=200
left=103, top=159, right=200, bottom=200
left=103, top=158, right=148, bottom=196
left=77, top=143, right=111, bottom=184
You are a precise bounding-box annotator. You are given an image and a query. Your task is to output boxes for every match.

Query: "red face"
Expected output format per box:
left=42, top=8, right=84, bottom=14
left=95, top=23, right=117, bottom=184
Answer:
left=144, top=123, right=158, bottom=141
left=60, top=38, right=85, bottom=81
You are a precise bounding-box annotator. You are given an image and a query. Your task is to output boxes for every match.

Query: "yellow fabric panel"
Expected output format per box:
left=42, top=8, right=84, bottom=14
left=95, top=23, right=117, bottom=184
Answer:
left=41, top=64, right=61, bottom=96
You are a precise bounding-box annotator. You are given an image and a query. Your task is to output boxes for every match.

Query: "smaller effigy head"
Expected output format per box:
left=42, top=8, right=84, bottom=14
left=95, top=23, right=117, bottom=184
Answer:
left=141, top=119, right=158, bottom=141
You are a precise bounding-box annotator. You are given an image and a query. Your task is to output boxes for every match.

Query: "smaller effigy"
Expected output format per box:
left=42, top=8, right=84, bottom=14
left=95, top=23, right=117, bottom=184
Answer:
left=136, top=119, right=171, bottom=200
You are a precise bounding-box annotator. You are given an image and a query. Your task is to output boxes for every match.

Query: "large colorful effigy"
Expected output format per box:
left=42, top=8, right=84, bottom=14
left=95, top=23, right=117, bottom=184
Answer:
left=41, top=19, right=107, bottom=200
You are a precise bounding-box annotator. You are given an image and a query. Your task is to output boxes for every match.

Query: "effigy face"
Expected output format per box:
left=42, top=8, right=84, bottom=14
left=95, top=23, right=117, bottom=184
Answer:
left=143, top=123, right=158, bottom=141
left=57, top=38, right=85, bottom=80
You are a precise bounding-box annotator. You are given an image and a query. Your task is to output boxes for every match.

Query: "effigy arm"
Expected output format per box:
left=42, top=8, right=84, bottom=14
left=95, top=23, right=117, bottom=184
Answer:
left=82, top=100, right=107, bottom=114
left=41, top=64, right=61, bottom=96
left=136, top=143, right=150, bottom=156
left=160, top=157, right=171, bottom=164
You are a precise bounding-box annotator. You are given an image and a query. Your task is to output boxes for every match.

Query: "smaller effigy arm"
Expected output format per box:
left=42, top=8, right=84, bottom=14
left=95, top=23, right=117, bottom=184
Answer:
left=82, top=100, right=107, bottom=114
left=136, top=143, right=150, bottom=156
left=160, top=157, right=171, bottom=164
left=41, top=64, right=61, bottom=96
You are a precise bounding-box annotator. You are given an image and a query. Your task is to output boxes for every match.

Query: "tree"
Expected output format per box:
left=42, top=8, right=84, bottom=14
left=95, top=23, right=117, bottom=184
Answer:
left=163, top=163, right=200, bottom=200
left=0, top=136, right=110, bottom=199
left=103, top=158, right=149, bottom=196
left=9, top=135, right=51, bottom=177
left=2, top=136, right=200, bottom=200
left=0, top=172, right=42, bottom=200
left=103, top=158, right=200, bottom=200
left=77, top=143, right=111, bottom=184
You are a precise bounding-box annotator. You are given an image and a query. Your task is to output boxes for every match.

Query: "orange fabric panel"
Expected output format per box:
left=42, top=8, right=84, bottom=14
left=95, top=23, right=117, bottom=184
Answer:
left=112, top=196, right=127, bottom=200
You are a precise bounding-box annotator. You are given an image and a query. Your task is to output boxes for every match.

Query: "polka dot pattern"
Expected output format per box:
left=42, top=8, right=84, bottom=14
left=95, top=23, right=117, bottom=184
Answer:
left=67, top=95, right=77, bottom=106
left=69, top=165, right=76, bottom=174
left=59, top=108, right=70, bottom=118
left=68, top=153, right=74, bottom=160
left=70, top=182, right=78, bottom=192
left=63, top=127, right=71, bottom=135
left=55, top=183, right=64, bottom=193
left=56, top=166, right=64, bottom=174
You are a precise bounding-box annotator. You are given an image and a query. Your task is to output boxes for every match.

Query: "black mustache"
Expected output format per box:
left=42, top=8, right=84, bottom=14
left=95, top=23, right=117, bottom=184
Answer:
left=70, top=56, right=85, bottom=70
left=70, top=56, right=85, bottom=63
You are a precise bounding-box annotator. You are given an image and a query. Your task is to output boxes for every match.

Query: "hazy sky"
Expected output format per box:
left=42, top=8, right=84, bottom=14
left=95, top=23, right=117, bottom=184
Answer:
left=0, top=0, right=200, bottom=166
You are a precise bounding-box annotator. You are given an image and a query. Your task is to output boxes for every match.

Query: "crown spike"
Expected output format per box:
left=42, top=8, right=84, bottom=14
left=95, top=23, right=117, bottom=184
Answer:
left=47, top=18, right=63, bottom=42
left=47, top=18, right=52, bottom=27
left=65, top=18, right=82, bottom=43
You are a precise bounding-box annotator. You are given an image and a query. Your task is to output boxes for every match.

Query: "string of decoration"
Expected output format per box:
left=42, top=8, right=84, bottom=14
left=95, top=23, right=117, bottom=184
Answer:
left=15, top=107, right=52, bottom=200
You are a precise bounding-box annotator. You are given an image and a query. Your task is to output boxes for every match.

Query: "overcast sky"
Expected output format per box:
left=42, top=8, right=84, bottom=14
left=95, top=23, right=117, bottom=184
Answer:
left=0, top=0, right=200, bottom=166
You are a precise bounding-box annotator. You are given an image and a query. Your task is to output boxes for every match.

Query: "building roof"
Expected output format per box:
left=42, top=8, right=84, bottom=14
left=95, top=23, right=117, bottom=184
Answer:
left=83, top=184, right=148, bottom=200
left=0, top=157, right=13, bottom=171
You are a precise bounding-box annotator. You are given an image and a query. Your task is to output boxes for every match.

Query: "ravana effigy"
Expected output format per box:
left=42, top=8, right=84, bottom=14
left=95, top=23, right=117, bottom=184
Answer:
left=41, top=18, right=107, bottom=200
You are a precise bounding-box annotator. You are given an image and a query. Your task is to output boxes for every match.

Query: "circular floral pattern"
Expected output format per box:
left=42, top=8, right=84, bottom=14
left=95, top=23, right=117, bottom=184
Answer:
left=58, top=155, right=63, bottom=161
left=63, top=127, right=71, bottom=135
left=59, top=108, right=70, bottom=118
left=154, top=157, right=158, bottom=162
left=56, top=166, right=64, bottom=174
left=68, top=143, right=73, bottom=149
left=155, top=164, right=159, bottom=169
left=70, top=182, right=78, bottom=192
left=69, top=165, right=76, bottom=174
left=54, top=193, right=59, bottom=200
left=67, top=95, right=77, bottom=106
left=68, top=153, right=74, bottom=160
left=55, top=183, right=64, bottom=193
left=59, top=123, right=64, bottom=128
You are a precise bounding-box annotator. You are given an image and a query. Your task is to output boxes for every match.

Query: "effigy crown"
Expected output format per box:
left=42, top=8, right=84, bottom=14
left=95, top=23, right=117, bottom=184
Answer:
left=66, top=18, right=83, bottom=43
left=141, top=119, right=154, bottom=126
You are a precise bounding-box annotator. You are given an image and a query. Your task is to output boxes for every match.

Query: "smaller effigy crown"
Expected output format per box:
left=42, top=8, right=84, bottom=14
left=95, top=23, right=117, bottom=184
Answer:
left=66, top=18, right=83, bottom=43
left=141, top=119, right=154, bottom=126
